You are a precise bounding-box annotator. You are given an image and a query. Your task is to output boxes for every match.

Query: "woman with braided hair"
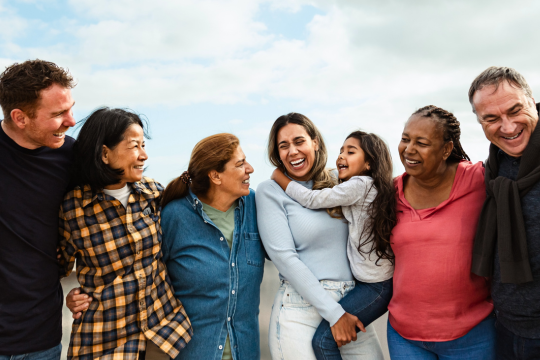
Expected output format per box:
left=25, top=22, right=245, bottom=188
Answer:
left=386, top=106, right=496, bottom=359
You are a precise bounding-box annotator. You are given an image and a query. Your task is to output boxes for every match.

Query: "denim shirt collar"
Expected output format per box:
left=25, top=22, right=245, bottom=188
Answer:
left=185, top=189, right=245, bottom=222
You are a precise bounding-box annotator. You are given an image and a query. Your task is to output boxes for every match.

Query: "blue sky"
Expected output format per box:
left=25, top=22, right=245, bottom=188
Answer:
left=2, top=0, right=540, bottom=187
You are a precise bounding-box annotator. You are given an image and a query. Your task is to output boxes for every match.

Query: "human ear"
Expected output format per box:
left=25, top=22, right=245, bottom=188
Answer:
left=9, top=109, right=28, bottom=129
left=443, top=141, right=454, bottom=160
left=313, top=137, right=319, bottom=152
left=208, top=170, right=222, bottom=186
left=102, top=145, right=110, bottom=164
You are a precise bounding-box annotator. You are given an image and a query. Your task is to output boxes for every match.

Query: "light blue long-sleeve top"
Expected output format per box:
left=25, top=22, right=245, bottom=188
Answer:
left=256, top=178, right=352, bottom=326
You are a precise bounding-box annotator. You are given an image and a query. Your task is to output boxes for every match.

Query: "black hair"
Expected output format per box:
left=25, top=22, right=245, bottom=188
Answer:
left=72, top=107, right=149, bottom=190
left=345, top=131, right=396, bottom=265
left=411, top=105, right=470, bottom=163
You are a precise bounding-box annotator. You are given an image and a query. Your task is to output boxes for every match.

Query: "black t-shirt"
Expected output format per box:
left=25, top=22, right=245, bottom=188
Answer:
left=0, top=121, right=74, bottom=354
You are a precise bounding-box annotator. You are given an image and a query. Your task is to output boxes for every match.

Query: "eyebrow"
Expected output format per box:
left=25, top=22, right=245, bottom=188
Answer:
left=507, top=103, right=523, bottom=113
left=235, top=158, right=245, bottom=165
left=345, top=145, right=358, bottom=150
left=482, top=102, right=523, bottom=120
left=402, top=132, right=430, bottom=141
left=278, top=136, right=305, bottom=146
left=50, top=101, right=76, bottom=116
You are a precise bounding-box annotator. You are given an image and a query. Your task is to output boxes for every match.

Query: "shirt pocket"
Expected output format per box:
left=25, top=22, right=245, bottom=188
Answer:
left=244, top=232, right=264, bottom=267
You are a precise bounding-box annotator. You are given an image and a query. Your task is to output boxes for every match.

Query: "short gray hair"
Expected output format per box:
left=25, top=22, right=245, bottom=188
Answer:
left=468, top=66, right=533, bottom=112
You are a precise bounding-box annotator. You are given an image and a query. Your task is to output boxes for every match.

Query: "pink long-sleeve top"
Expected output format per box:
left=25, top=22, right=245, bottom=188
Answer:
left=388, top=161, right=493, bottom=341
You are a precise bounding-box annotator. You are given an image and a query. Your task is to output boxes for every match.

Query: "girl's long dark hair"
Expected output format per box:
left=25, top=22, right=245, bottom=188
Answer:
left=347, top=131, right=396, bottom=265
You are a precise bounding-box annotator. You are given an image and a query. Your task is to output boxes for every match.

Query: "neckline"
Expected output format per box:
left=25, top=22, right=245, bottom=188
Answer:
left=103, top=184, right=131, bottom=195
left=397, top=161, right=466, bottom=217
left=0, top=120, right=48, bottom=155
left=201, top=200, right=238, bottom=215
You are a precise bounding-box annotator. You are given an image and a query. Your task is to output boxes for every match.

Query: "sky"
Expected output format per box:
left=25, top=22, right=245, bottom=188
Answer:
left=1, top=0, right=540, bottom=187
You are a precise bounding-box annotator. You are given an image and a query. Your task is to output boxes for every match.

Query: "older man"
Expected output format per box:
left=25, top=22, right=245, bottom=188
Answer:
left=470, top=66, right=540, bottom=359
left=0, top=60, right=76, bottom=359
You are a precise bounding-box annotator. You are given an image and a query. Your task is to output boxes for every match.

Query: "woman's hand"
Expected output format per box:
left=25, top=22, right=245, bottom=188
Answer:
left=66, top=288, right=92, bottom=319
left=271, top=168, right=291, bottom=191
left=331, top=312, right=366, bottom=347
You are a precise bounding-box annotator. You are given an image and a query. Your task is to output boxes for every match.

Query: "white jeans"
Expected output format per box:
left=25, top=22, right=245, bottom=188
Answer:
left=268, top=280, right=384, bottom=360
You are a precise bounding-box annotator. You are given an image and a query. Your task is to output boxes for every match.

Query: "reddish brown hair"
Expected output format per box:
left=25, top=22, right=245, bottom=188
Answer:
left=162, top=133, right=240, bottom=208
left=0, top=59, right=75, bottom=121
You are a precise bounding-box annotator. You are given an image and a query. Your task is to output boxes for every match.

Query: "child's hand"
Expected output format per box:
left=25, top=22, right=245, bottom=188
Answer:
left=331, top=312, right=366, bottom=347
left=271, top=168, right=292, bottom=191
left=271, top=168, right=284, bottom=181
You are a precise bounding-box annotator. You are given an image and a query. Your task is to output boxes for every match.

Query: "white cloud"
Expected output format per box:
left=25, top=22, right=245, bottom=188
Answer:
left=3, top=0, right=540, bottom=184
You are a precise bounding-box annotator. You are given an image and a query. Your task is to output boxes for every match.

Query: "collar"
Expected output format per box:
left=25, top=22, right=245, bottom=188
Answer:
left=81, top=180, right=157, bottom=208
left=186, top=188, right=245, bottom=211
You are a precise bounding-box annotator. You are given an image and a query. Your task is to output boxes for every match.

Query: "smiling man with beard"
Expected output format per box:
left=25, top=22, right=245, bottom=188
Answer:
left=0, top=60, right=76, bottom=360
left=470, top=66, right=540, bottom=360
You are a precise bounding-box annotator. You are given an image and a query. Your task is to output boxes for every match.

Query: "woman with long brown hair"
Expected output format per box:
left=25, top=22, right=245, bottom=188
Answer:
left=256, top=113, right=384, bottom=360
left=159, top=133, right=265, bottom=360
left=271, top=130, right=396, bottom=360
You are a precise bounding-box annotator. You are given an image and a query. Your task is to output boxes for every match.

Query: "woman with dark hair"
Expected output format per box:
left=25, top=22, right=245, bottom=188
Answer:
left=59, top=108, right=192, bottom=360
left=387, top=105, right=495, bottom=359
left=271, top=130, right=396, bottom=360
left=159, top=133, right=265, bottom=360
left=256, top=113, right=384, bottom=359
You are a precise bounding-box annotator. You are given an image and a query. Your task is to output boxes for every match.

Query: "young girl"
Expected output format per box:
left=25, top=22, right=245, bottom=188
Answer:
left=271, top=130, right=396, bottom=360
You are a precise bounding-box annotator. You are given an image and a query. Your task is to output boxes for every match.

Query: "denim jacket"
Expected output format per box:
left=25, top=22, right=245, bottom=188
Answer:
left=161, top=189, right=265, bottom=360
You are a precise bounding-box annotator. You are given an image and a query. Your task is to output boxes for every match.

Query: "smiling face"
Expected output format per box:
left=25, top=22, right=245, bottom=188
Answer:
left=398, top=115, right=453, bottom=180
left=277, top=123, right=319, bottom=181
left=20, top=83, right=76, bottom=149
left=217, top=145, right=254, bottom=199
left=473, top=80, right=538, bottom=157
left=336, top=137, right=370, bottom=181
left=102, top=124, right=148, bottom=189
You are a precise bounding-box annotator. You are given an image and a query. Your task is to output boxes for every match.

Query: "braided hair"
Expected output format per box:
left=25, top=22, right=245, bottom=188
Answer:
left=412, top=105, right=470, bottom=163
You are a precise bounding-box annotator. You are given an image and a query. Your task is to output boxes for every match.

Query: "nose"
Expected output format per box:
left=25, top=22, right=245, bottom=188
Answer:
left=288, top=145, right=299, bottom=157
left=402, top=142, right=415, bottom=155
left=139, top=147, right=148, bottom=161
left=499, top=115, right=518, bottom=135
left=245, top=161, right=254, bottom=174
left=63, top=110, right=76, bottom=128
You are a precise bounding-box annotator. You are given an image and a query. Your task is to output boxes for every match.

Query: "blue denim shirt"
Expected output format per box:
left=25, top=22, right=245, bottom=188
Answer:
left=161, top=189, right=265, bottom=360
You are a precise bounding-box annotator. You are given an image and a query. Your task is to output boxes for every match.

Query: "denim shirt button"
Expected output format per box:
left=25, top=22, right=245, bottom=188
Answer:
left=231, top=263, right=235, bottom=267
left=232, top=290, right=235, bottom=294
left=220, top=237, right=224, bottom=241
left=227, top=317, right=231, bottom=321
left=219, top=345, right=223, bottom=350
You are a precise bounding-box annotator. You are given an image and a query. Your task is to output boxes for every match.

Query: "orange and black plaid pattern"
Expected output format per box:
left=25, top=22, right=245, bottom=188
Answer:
left=59, top=177, right=192, bottom=360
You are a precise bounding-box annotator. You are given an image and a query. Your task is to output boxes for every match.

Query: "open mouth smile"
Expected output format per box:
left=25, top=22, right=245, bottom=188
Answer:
left=502, top=129, right=523, bottom=140
left=405, top=159, right=421, bottom=165
left=290, top=158, right=305, bottom=168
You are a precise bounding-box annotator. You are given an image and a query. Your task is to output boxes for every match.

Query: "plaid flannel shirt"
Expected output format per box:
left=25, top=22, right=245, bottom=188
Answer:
left=59, top=177, right=192, bottom=360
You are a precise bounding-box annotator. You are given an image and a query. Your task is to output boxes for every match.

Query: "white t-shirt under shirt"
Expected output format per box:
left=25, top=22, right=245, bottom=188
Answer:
left=103, top=184, right=132, bottom=208
left=286, top=176, right=394, bottom=283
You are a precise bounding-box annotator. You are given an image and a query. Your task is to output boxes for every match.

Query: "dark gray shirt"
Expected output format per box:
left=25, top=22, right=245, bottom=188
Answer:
left=0, top=121, right=74, bottom=354
left=493, top=150, right=540, bottom=338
